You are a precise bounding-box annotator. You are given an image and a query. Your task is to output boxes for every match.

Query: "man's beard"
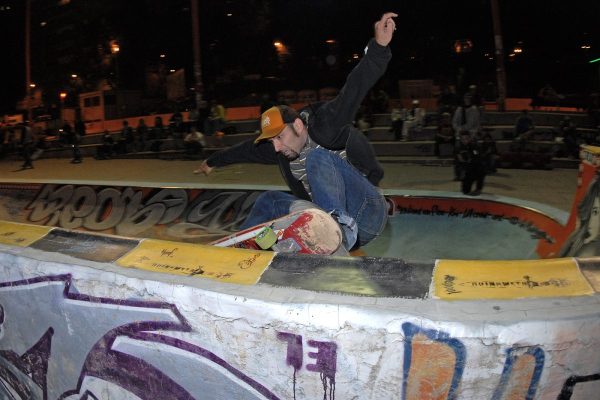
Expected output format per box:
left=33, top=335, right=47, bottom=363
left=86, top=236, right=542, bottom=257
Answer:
left=282, top=149, right=299, bottom=160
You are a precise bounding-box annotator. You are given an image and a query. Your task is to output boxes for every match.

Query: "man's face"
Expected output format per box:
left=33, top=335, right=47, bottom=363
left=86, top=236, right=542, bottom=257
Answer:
left=270, top=122, right=306, bottom=160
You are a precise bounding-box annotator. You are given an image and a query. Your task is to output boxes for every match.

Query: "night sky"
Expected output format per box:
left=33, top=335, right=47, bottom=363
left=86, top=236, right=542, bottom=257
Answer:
left=1, top=0, right=598, bottom=114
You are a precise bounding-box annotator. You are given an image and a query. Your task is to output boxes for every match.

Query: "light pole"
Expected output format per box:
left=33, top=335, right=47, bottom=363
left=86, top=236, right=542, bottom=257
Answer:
left=25, top=0, right=32, bottom=121
left=490, top=0, right=507, bottom=112
left=190, top=0, right=204, bottom=109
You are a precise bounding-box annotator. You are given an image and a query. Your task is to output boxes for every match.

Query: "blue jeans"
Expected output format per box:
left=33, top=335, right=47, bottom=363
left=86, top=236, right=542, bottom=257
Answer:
left=241, top=149, right=387, bottom=248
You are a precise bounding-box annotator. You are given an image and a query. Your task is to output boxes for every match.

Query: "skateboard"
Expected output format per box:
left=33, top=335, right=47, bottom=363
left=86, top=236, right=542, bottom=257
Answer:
left=210, top=208, right=343, bottom=255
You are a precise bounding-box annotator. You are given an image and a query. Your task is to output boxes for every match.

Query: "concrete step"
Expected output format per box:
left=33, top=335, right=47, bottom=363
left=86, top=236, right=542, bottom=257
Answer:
left=371, top=110, right=596, bottom=129
left=31, top=135, right=569, bottom=162
left=19, top=142, right=579, bottom=170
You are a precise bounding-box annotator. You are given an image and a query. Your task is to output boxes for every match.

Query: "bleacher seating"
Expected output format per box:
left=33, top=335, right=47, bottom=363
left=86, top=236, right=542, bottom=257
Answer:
left=6, top=110, right=596, bottom=170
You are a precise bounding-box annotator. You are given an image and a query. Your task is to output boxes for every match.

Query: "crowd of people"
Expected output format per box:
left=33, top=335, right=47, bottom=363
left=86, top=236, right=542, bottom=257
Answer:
left=354, top=81, right=600, bottom=195
left=0, top=96, right=231, bottom=168
left=94, top=99, right=230, bottom=159
left=371, top=83, right=493, bottom=195
left=94, top=113, right=213, bottom=160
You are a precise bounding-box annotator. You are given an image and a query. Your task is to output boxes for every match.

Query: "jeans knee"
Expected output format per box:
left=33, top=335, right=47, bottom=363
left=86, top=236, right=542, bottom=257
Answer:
left=306, top=148, right=334, bottom=170
left=255, top=190, right=290, bottom=207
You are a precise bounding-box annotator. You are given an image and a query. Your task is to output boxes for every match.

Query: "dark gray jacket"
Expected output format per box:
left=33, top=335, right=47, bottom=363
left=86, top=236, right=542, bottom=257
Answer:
left=206, top=38, right=391, bottom=200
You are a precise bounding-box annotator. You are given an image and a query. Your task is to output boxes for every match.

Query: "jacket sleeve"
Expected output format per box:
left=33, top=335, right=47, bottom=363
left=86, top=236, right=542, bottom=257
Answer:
left=345, top=126, right=385, bottom=186
left=312, top=38, right=392, bottom=148
left=206, top=138, right=279, bottom=168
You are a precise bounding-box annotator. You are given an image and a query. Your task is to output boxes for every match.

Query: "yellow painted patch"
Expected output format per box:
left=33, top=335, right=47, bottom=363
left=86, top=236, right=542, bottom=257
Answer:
left=434, top=258, right=594, bottom=300
left=117, top=239, right=273, bottom=285
left=0, top=221, right=51, bottom=247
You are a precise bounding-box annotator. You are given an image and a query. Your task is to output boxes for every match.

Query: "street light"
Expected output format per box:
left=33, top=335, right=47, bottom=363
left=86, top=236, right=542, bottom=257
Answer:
left=59, top=92, right=67, bottom=125
left=110, top=40, right=120, bottom=54
left=110, top=40, right=120, bottom=88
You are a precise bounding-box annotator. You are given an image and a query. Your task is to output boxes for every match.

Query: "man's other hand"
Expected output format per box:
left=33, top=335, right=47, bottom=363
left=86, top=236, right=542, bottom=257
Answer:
left=193, top=160, right=213, bottom=175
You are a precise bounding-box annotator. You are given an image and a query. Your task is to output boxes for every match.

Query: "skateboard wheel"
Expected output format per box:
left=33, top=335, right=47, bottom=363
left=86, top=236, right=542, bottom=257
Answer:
left=255, top=226, right=277, bottom=249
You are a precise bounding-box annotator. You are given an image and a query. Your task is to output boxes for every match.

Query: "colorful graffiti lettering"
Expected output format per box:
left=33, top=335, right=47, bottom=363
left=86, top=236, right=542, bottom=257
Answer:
left=25, top=184, right=259, bottom=240
left=0, top=275, right=278, bottom=400
left=0, top=274, right=597, bottom=399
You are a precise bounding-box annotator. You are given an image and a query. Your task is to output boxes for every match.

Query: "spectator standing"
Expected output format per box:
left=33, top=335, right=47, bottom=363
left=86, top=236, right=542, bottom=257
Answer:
left=63, top=122, right=82, bottom=164
left=74, top=118, right=86, bottom=140
left=169, top=109, right=185, bottom=140
left=20, top=122, right=34, bottom=169
left=587, top=93, right=600, bottom=128
left=390, top=107, right=403, bottom=141
left=560, top=116, right=579, bottom=158
left=136, top=119, right=148, bottom=152
left=481, top=133, right=498, bottom=173
left=117, top=120, right=134, bottom=154
left=456, top=131, right=485, bottom=195
left=437, top=84, right=458, bottom=115
left=205, top=100, right=226, bottom=136
left=74, top=118, right=86, bottom=152
left=467, top=84, right=482, bottom=107
left=452, top=94, right=481, bottom=139
left=373, top=88, right=390, bottom=113
left=401, top=99, right=426, bottom=140
left=188, top=107, right=200, bottom=130
left=434, top=112, right=455, bottom=157
left=150, top=116, right=165, bottom=152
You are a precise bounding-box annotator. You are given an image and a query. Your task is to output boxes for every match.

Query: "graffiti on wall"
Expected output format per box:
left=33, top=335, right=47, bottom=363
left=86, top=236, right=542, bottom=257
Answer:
left=0, top=274, right=597, bottom=399
left=0, top=274, right=278, bottom=399
left=23, top=184, right=259, bottom=241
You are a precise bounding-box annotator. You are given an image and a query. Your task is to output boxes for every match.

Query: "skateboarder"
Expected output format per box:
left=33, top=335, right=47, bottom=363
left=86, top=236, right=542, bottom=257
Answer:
left=194, top=12, right=397, bottom=251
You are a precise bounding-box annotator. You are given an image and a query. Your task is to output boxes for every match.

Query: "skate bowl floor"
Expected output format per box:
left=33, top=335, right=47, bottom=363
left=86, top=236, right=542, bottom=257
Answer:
left=361, top=191, right=571, bottom=261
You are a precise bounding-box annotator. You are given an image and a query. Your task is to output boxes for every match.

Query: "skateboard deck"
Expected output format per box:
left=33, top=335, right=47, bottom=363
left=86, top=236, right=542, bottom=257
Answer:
left=210, top=208, right=343, bottom=255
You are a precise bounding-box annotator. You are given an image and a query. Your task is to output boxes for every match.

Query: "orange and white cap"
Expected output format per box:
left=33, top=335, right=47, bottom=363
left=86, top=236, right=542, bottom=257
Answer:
left=256, top=105, right=299, bottom=143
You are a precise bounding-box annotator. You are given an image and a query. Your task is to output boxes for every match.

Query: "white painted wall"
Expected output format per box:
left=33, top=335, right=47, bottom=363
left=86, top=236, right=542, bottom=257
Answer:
left=0, top=246, right=599, bottom=399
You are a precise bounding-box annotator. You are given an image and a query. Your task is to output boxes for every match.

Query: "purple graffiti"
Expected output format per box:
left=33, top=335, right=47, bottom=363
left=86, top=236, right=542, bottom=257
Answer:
left=306, top=340, right=337, bottom=380
left=0, top=274, right=279, bottom=400
left=277, top=332, right=337, bottom=400
left=277, top=332, right=303, bottom=370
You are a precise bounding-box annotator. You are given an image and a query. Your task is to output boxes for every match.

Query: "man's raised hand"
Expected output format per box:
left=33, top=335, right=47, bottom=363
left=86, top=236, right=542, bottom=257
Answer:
left=374, top=12, right=398, bottom=47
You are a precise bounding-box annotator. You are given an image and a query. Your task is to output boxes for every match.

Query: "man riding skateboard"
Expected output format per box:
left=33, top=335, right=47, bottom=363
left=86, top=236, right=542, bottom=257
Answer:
left=195, top=12, right=397, bottom=251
